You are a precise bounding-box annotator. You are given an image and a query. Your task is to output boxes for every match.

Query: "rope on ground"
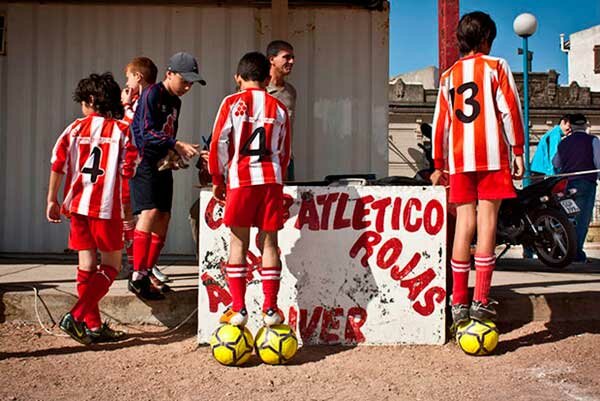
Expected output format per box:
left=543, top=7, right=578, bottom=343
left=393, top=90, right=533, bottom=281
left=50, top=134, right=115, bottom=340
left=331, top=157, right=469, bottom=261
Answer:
left=31, top=286, right=197, bottom=338
left=32, top=287, right=68, bottom=337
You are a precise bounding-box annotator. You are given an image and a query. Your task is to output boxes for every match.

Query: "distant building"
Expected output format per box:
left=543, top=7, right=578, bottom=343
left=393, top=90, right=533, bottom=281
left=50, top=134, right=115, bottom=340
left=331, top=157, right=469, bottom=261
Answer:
left=390, top=66, right=439, bottom=90
left=566, top=25, right=600, bottom=91
left=388, top=69, right=600, bottom=231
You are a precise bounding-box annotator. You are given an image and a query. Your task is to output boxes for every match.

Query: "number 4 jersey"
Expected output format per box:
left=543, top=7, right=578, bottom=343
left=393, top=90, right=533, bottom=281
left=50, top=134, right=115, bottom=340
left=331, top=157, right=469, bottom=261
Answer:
left=50, top=113, right=139, bottom=219
left=209, top=88, right=291, bottom=189
left=432, top=53, right=525, bottom=174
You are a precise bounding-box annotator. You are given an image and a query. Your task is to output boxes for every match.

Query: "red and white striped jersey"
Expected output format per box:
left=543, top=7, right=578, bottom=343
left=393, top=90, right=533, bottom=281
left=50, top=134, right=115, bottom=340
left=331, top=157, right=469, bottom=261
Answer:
left=209, top=88, right=291, bottom=189
left=432, top=53, right=525, bottom=174
left=122, top=93, right=140, bottom=124
left=50, top=113, right=139, bottom=219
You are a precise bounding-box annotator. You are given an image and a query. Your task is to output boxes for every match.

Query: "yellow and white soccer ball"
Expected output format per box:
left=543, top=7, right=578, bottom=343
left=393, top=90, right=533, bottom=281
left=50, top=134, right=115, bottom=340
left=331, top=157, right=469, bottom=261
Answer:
left=209, top=324, right=254, bottom=366
left=255, top=324, right=298, bottom=365
left=456, top=319, right=499, bottom=356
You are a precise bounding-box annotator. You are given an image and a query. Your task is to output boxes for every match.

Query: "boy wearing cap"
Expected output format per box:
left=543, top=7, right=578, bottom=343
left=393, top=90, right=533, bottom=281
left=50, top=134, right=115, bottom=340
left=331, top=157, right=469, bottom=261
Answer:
left=129, top=52, right=205, bottom=299
left=553, top=114, right=600, bottom=263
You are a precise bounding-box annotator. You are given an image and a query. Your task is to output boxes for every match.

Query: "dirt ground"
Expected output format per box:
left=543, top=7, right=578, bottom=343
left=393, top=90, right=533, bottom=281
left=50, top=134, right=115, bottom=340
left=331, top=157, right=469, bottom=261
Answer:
left=1, top=320, right=599, bottom=401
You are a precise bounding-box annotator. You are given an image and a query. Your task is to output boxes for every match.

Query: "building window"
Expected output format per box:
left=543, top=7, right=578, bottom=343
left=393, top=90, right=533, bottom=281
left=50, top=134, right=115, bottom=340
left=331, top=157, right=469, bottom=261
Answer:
left=595, top=45, right=600, bottom=74
left=0, top=14, right=5, bottom=55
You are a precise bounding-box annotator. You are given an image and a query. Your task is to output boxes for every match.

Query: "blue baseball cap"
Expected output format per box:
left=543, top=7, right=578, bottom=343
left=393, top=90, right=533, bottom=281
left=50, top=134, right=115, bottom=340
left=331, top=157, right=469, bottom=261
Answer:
left=167, top=52, right=206, bottom=86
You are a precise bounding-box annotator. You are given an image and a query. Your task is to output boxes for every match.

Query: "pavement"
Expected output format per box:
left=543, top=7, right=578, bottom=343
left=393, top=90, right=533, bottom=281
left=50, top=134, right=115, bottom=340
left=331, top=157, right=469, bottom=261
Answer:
left=0, top=245, right=599, bottom=329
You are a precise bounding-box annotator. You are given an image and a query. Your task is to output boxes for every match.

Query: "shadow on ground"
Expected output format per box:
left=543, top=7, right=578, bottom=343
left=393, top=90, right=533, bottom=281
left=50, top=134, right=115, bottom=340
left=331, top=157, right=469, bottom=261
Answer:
left=0, top=323, right=197, bottom=360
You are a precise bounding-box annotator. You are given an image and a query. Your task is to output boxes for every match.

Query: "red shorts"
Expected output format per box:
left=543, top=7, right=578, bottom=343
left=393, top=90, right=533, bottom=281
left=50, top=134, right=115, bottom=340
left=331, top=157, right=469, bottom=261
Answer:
left=122, top=178, right=131, bottom=207
left=69, top=213, right=123, bottom=252
left=224, top=184, right=283, bottom=231
left=449, top=170, right=516, bottom=204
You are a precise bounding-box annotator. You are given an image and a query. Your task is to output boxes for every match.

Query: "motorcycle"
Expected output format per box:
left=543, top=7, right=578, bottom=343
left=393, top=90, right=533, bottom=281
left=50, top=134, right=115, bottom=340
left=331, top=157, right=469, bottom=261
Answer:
left=415, top=123, right=580, bottom=268
left=496, top=176, right=579, bottom=268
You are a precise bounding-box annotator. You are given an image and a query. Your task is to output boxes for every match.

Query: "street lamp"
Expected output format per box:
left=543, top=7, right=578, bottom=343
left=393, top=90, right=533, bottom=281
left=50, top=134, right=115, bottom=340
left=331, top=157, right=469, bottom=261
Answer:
left=513, top=13, right=537, bottom=186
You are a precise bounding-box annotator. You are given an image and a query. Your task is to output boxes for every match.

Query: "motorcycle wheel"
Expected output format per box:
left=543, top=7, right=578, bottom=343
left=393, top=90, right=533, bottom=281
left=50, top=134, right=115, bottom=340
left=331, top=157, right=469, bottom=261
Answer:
left=531, top=208, right=577, bottom=268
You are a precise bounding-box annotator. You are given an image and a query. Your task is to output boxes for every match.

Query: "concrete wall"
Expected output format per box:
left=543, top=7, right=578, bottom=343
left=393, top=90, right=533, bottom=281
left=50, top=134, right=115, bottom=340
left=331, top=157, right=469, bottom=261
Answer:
left=568, top=25, right=600, bottom=91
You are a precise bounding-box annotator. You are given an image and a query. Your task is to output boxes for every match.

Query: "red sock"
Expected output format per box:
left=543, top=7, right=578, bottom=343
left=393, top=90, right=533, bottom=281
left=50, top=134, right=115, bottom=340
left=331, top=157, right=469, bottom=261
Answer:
left=224, top=263, right=247, bottom=312
left=76, top=268, right=101, bottom=330
left=123, top=220, right=136, bottom=266
left=147, top=233, right=165, bottom=269
left=260, top=266, right=282, bottom=312
left=71, top=265, right=118, bottom=323
left=451, top=259, right=471, bottom=305
left=473, top=254, right=496, bottom=304
left=133, top=230, right=151, bottom=272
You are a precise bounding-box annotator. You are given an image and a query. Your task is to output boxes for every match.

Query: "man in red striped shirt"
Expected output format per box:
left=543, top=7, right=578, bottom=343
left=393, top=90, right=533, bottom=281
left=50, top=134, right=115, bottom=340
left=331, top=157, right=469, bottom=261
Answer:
left=431, top=11, right=524, bottom=327
left=47, top=73, right=138, bottom=344
left=209, top=52, right=291, bottom=327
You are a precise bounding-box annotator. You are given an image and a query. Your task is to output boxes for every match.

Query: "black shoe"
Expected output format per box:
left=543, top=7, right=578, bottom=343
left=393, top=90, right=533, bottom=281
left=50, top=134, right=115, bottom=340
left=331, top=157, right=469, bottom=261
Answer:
left=451, top=303, right=470, bottom=325
left=128, top=275, right=165, bottom=300
left=470, top=299, right=498, bottom=322
left=59, top=313, right=92, bottom=345
left=149, top=272, right=172, bottom=293
left=151, top=265, right=171, bottom=283
left=86, top=323, right=126, bottom=343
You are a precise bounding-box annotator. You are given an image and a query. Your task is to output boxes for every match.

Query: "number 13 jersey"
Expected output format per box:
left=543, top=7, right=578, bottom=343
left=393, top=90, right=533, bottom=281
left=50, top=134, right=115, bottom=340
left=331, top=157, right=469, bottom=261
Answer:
left=51, top=113, right=138, bottom=219
left=432, top=53, right=525, bottom=174
left=209, top=88, right=291, bottom=189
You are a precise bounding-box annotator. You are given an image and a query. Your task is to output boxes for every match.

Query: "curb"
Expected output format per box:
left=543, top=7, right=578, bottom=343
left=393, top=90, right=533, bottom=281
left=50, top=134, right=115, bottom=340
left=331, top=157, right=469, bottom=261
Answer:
left=0, top=287, right=199, bottom=328
left=2, top=287, right=599, bottom=328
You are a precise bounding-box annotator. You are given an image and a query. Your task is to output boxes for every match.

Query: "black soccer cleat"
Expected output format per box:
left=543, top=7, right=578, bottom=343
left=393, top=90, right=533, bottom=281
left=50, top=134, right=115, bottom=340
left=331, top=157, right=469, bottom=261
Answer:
left=128, top=275, right=165, bottom=300
left=451, top=303, right=470, bottom=325
left=86, top=323, right=126, bottom=343
left=59, top=313, right=92, bottom=345
left=149, top=272, right=172, bottom=293
left=470, top=299, right=498, bottom=322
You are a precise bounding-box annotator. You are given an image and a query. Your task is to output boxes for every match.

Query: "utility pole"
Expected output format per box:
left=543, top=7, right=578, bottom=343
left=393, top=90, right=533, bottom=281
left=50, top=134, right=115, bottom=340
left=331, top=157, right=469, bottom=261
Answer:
left=438, top=0, right=460, bottom=75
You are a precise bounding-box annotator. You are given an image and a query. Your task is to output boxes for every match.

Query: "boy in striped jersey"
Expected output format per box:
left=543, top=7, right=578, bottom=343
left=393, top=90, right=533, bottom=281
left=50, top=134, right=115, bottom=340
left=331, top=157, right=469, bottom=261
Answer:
left=209, top=52, right=291, bottom=327
left=46, top=73, right=138, bottom=344
left=431, top=12, right=525, bottom=326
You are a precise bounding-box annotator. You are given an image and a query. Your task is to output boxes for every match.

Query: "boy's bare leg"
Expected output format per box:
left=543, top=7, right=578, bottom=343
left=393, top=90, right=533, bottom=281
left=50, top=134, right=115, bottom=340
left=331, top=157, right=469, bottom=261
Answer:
left=100, top=250, right=122, bottom=271
left=137, top=209, right=170, bottom=238
left=261, top=231, right=279, bottom=268
left=229, top=226, right=250, bottom=265
left=78, top=249, right=97, bottom=272
left=475, top=200, right=501, bottom=256
left=472, top=199, right=501, bottom=315
left=220, top=226, right=250, bottom=326
left=449, top=202, right=476, bottom=324
left=261, top=230, right=284, bottom=325
left=451, top=202, right=476, bottom=262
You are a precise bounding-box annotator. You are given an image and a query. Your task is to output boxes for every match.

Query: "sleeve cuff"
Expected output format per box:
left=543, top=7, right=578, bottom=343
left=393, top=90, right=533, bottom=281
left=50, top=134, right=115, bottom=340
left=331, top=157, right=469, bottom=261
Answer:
left=167, top=138, right=177, bottom=149
left=513, top=146, right=524, bottom=156
left=51, top=163, right=65, bottom=174
left=212, top=175, right=225, bottom=185
left=433, top=159, right=445, bottom=170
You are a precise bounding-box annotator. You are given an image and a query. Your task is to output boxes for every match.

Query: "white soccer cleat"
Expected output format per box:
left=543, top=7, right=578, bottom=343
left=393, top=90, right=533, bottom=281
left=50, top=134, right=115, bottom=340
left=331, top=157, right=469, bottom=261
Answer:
left=262, top=308, right=284, bottom=327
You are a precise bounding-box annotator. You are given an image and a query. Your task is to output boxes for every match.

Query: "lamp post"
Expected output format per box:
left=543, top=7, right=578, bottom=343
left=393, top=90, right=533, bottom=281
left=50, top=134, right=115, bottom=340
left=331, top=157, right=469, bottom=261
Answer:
left=513, top=13, right=537, bottom=187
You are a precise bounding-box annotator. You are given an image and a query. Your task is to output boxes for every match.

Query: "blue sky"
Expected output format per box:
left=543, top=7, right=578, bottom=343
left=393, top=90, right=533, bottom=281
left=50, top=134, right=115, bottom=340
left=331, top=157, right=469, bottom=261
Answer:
left=390, top=0, right=600, bottom=84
